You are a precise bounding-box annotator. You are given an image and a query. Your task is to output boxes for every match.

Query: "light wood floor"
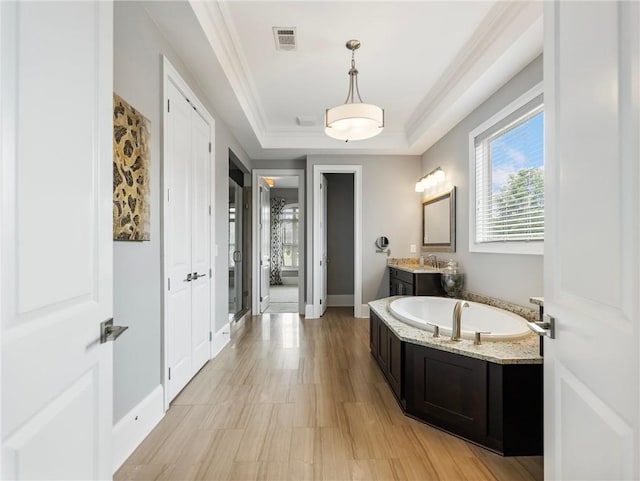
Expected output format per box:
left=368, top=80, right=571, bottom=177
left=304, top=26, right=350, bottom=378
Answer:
left=116, top=308, right=543, bottom=481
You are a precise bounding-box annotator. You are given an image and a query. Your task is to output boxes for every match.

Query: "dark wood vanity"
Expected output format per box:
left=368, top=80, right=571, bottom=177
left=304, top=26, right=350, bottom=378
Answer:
left=370, top=310, right=543, bottom=456
left=388, top=267, right=445, bottom=296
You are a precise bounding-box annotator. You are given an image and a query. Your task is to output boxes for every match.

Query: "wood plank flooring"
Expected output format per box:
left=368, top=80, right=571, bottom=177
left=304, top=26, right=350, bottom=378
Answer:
left=116, top=308, right=543, bottom=481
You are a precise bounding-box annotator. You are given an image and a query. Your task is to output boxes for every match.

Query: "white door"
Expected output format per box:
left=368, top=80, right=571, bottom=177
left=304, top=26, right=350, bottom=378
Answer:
left=1, top=2, right=114, bottom=479
left=189, top=110, right=211, bottom=372
left=259, top=179, right=271, bottom=312
left=543, top=2, right=639, bottom=479
left=165, top=80, right=193, bottom=401
left=320, top=174, right=328, bottom=316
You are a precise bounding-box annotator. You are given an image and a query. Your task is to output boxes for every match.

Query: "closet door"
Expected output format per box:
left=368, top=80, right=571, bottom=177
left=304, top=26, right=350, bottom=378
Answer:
left=165, top=80, right=193, bottom=401
left=190, top=110, right=211, bottom=371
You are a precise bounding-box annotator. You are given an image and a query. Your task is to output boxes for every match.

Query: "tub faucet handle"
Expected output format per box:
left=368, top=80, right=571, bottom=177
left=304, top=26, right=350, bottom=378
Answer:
left=474, top=331, right=491, bottom=345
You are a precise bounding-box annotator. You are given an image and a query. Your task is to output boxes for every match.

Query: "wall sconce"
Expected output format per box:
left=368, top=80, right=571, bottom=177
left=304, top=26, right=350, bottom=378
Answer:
left=415, top=167, right=445, bottom=192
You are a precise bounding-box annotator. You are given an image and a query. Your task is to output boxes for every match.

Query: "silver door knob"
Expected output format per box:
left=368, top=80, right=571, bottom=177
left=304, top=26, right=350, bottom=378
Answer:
left=100, top=318, right=129, bottom=344
left=184, top=272, right=192, bottom=282
left=192, top=272, right=206, bottom=279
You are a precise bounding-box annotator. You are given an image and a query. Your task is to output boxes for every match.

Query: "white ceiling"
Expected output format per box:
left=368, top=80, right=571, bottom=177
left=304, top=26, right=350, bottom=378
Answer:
left=146, top=1, right=543, bottom=161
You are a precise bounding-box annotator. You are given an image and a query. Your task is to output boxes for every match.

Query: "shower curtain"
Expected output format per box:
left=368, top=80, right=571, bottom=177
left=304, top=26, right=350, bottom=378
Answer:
left=270, top=197, right=285, bottom=285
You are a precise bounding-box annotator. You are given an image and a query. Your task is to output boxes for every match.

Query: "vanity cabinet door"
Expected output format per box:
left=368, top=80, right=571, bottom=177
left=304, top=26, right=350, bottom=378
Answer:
left=377, top=320, right=389, bottom=373
left=405, top=343, right=487, bottom=443
left=387, top=330, right=404, bottom=401
left=370, top=312, right=379, bottom=355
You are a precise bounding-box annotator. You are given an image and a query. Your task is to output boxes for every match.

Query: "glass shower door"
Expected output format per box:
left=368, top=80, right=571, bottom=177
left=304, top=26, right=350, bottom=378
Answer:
left=229, top=178, right=243, bottom=318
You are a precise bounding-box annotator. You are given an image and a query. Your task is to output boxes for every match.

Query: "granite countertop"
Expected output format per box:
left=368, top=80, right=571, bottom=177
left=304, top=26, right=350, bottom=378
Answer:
left=387, top=258, right=442, bottom=274
left=390, top=264, right=442, bottom=274
left=369, top=297, right=542, bottom=365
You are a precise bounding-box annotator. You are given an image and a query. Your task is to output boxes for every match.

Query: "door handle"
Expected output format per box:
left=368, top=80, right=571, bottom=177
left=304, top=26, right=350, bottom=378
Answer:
left=233, top=250, right=242, bottom=262
left=184, top=272, right=192, bottom=282
left=527, top=314, right=555, bottom=339
left=192, top=272, right=207, bottom=280
left=100, top=318, right=129, bottom=344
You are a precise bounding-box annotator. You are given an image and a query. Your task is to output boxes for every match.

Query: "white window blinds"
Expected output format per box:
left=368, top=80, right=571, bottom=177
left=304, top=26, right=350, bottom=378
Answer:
left=474, top=96, right=544, bottom=244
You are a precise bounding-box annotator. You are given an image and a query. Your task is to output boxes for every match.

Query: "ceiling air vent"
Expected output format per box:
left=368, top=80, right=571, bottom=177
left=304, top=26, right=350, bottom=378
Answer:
left=273, top=27, right=297, bottom=51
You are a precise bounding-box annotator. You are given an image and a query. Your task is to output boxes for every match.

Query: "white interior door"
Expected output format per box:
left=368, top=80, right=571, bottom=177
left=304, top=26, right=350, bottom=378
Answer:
left=259, top=179, right=271, bottom=312
left=320, top=174, right=328, bottom=316
left=165, top=80, right=193, bottom=402
left=189, top=110, right=211, bottom=372
left=1, top=2, right=114, bottom=479
left=543, top=2, right=639, bottom=479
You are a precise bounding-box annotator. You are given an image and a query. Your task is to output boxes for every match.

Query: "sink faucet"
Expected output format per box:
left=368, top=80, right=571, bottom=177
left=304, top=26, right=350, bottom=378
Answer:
left=426, top=254, right=438, bottom=268
left=451, top=301, right=469, bottom=341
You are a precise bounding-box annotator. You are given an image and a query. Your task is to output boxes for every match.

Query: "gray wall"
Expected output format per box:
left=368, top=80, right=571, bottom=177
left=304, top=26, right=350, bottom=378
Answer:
left=307, top=155, right=423, bottom=305
left=113, top=2, right=252, bottom=422
left=326, top=174, right=354, bottom=296
left=421, top=55, right=543, bottom=307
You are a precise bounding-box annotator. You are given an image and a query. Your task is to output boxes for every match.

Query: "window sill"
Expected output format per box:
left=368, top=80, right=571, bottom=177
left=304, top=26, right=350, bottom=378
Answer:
left=469, top=240, right=543, bottom=256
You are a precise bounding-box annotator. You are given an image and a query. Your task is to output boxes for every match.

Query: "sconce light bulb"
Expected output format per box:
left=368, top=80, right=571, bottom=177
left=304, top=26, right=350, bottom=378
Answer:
left=435, top=169, right=445, bottom=182
left=415, top=181, right=423, bottom=192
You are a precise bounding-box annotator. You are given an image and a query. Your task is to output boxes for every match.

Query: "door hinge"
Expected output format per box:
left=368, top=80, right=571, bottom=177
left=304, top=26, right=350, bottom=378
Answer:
left=168, top=278, right=171, bottom=291
left=209, top=205, right=211, bottom=216
left=260, top=186, right=263, bottom=193
left=320, top=182, right=323, bottom=189
left=320, top=260, right=322, bottom=266
left=209, top=331, right=212, bottom=342
left=168, top=367, right=171, bottom=380
left=209, top=268, right=212, bottom=278
left=260, top=296, right=263, bottom=302
left=167, top=99, right=170, bottom=113
left=167, top=188, right=170, bottom=203
left=209, top=142, right=212, bottom=153
left=320, top=299, right=322, bottom=305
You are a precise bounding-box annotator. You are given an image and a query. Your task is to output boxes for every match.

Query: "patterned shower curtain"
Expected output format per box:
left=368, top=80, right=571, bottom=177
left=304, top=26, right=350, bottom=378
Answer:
left=270, top=197, right=286, bottom=285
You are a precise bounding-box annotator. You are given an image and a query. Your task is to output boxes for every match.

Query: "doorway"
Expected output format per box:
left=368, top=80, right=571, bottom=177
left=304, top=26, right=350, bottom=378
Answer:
left=311, top=164, right=363, bottom=318
left=252, top=169, right=305, bottom=315
left=229, top=151, right=250, bottom=322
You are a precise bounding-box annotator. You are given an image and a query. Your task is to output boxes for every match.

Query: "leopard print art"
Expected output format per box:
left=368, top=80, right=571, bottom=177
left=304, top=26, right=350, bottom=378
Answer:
left=113, top=93, right=150, bottom=241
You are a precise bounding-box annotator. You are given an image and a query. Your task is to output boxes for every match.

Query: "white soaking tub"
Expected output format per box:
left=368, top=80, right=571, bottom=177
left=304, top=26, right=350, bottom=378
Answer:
left=388, top=296, right=531, bottom=341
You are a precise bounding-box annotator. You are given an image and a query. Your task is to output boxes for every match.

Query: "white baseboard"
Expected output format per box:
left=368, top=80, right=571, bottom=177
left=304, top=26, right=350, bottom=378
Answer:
left=327, top=294, right=354, bottom=307
left=212, top=323, right=231, bottom=358
left=113, top=385, right=164, bottom=473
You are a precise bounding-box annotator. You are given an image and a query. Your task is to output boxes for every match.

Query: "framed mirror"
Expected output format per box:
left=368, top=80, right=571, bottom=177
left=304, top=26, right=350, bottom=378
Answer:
left=422, top=187, right=456, bottom=252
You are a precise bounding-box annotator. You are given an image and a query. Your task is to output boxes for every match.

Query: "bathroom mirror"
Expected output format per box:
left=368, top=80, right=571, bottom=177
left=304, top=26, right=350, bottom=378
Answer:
left=422, top=187, right=456, bottom=252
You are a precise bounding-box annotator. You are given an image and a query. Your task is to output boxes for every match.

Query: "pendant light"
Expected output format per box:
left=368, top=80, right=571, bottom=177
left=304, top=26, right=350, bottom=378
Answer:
left=325, top=40, right=384, bottom=142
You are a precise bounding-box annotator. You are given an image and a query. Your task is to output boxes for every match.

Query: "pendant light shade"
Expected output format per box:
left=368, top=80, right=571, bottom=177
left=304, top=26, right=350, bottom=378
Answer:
left=325, top=40, right=384, bottom=142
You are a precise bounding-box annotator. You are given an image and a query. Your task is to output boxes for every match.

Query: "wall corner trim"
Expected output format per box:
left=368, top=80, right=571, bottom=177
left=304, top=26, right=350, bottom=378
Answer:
left=357, top=304, right=370, bottom=319
left=212, top=323, right=231, bottom=358
left=113, top=385, right=164, bottom=473
left=304, top=304, right=316, bottom=318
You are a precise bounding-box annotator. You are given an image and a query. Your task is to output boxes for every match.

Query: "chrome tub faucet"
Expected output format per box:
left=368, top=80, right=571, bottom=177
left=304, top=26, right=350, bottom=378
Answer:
left=451, top=300, right=469, bottom=341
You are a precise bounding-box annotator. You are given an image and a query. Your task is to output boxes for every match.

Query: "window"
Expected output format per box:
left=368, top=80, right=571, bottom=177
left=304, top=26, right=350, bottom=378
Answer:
left=469, top=84, right=544, bottom=255
left=282, top=203, right=299, bottom=268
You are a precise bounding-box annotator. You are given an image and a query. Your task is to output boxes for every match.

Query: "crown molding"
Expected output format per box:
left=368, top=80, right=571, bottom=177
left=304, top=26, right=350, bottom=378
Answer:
left=189, top=0, right=269, bottom=141
left=189, top=0, right=541, bottom=157
left=405, top=1, right=542, bottom=145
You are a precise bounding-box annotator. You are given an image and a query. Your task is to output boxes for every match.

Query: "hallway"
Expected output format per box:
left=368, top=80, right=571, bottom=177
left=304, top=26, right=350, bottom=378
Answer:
left=116, top=309, right=542, bottom=481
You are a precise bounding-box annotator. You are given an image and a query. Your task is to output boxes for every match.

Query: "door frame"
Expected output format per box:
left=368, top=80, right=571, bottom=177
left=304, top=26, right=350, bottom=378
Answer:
left=161, top=57, right=215, bottom=410
left=310, top=164, right=363, bottom=319
left=252, top=169, right=305, bottom=315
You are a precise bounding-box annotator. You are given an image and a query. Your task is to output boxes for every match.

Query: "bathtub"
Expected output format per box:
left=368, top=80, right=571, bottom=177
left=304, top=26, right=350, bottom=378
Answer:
left=388, top=296, right=531, bottom=341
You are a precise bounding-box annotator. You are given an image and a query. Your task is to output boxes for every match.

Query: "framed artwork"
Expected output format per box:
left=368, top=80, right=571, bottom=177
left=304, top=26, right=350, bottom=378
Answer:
left=113, top=93, right=150, bottom=241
